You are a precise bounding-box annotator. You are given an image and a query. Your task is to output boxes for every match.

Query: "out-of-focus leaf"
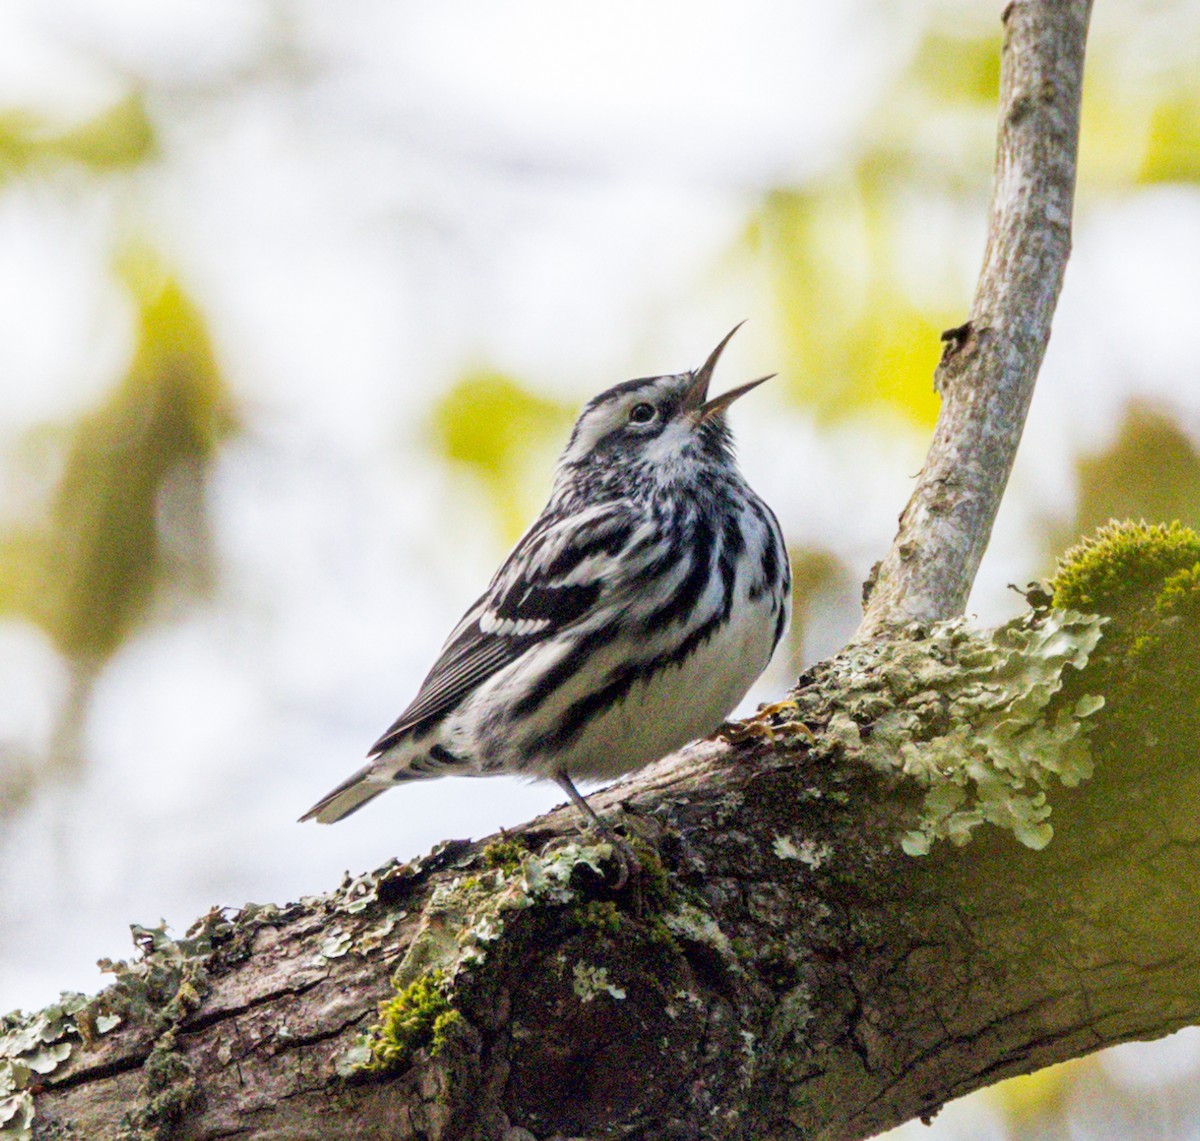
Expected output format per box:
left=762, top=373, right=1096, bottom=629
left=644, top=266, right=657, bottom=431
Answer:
left=429, top=371, right=572, bottom=541
left=786, top=547, right=856, bottom=662
left=0, top=93, right=156, bottom=181
left=0, top=252, right=236, bottom=665
left=911, top=30, right=1000, bottom=106
left=987, top=1057, right=1092, bottom=1129
left=1139, top=89, right=1200, bottom=183
left=50, top=93, right=157, bottom=171
left=1078, top=82, right=1156, bottom=190
left=1065, top=402, right=1200, bottom=547
left=0, top=109, right=40, bottom=176
left=750, top=187, right=947, bottom=428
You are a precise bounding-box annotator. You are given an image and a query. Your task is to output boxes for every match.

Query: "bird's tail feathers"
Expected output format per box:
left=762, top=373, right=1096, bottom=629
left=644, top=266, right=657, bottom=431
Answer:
left=300, top=763, right=409, bottom=824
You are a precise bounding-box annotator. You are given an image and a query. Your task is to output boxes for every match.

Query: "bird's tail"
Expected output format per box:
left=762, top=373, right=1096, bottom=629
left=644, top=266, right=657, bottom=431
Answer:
left=299, top=763, right=402, bottom=824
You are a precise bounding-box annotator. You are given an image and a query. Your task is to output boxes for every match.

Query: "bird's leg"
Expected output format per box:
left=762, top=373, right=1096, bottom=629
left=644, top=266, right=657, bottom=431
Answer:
left=553, top=770, right=640, bottom=892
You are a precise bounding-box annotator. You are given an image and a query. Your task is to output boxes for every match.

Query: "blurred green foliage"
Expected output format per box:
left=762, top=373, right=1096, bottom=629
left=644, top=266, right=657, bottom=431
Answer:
left=429, top=371, right=573, bottom=541
left=747, top=17, right=1200, bottom=433
left=911, top=29, right=1000, bottom=105
left=1045, top=401, right=1200, bottom=573
left=744, top=28, right=1003, bottom=428
left=987, top=1056, right=1092, bottom=1134
left=786, top=546, right=853, bottom=659
left=1140, top=85, right=1200, bottom=183
left=0, top=252, right=236, bottom=666
left=748, top=187, right=950, bottom=428
left=0, top=93, right=155, bottom=181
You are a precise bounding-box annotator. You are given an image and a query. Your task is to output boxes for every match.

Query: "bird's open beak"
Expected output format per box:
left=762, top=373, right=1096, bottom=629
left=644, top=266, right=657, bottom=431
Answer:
left=683, top=323, right=775, bottom=422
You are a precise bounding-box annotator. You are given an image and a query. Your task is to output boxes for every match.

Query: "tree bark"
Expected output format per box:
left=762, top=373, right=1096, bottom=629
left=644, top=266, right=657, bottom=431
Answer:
left=9, top=577, right=1200, bottom=1141
left=859, top=0, right=1093, bottom=637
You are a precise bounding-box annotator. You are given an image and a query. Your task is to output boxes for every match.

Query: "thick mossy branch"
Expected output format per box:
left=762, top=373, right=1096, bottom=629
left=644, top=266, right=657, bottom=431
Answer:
left=1052, top=519, right=1200, bottom=613
left=782, top=608, right=1106, bottom=855
left=1048, top=520, right=1200, bottom=791
left=7, top=522, right=1200, bottom=1141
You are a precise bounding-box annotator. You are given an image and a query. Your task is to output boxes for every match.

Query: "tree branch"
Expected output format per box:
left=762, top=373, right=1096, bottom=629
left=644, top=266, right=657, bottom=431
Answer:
left=859, top=0, right=1093, bottom=637
left=12, top=576, right=1200, bottom=1140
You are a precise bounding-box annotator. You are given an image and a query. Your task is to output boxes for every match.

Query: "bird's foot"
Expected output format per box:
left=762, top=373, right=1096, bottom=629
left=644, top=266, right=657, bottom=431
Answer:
left=553, top=770, right=643, bottom=907
left=756, top=697, right=801, bottom=721
left=592, top=827, right=644, bottom=914
left=718, top=700, right=815, bottom=746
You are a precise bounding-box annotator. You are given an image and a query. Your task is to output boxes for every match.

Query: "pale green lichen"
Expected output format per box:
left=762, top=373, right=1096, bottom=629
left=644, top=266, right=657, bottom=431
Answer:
left=0, top=993, right=103, bottom=1141
left=2, top=911, right=245, bottom=1141
left=772, top=835, right=831, bottom=868
left=662, top=902, right=734, bottom=958
left=313, top=928, right=353, bottom=964
left=812, top=608, right=1106, bottom=855
left=772, top=835, right=801, bottom=861
left=571, top=963, right=626, bottom=1003
left=355, top=913, right=399, bottom=955
left=336, top=838, right=617, bottom=1077
left=103, top=922, right=215, bottom=1140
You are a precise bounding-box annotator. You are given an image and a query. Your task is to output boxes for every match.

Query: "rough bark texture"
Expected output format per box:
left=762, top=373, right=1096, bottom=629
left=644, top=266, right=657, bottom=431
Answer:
left=859, top=0, right=1093, bottom=637
left=11, top=550, right=1200, bottom=1141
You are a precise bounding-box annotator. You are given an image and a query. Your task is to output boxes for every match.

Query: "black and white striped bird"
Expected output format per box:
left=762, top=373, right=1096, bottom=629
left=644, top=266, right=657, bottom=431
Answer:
left=301, top=326, right=791, bottom=840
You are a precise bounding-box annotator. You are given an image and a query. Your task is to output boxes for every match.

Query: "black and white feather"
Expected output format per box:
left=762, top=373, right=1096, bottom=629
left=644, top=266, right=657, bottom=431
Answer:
left=301, top=327, right=791, bottom=825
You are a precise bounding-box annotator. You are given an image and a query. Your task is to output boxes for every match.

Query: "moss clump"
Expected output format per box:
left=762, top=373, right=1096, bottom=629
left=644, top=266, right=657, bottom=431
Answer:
left=1156, top=563, right=1200, bottom=620
left=1051, top=520, right=1200, bottom=613
left=572, top=900, right=622, bottom=934
left=361, top=970, right=460, bottom=1074
left=1051, top=519, right=1200, bottom=674
left=116, top=1039, right=199, bottom=1139
left=1049, top=521, right=1200, bottom=755
left=626, top=837, right=671, bottom=910
left=481, top=838, right=527, bottom=874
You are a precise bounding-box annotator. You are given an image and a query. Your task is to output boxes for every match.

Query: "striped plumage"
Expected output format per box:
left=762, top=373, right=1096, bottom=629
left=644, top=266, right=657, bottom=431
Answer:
left=301, top=327, right=791, bottom=828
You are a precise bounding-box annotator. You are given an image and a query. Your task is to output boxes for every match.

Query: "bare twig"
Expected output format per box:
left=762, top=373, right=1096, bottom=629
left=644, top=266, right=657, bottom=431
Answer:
left=858, top=0, right=1094, bottom=638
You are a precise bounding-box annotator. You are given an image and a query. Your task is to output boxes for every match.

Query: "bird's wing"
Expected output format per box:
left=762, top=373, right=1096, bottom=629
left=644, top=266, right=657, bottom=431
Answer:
left=369, top=501, right=639, bottom=754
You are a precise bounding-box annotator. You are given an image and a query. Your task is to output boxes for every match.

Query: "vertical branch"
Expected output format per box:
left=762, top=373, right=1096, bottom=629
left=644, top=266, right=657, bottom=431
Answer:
left=858, top=0, right=1094, bottom=638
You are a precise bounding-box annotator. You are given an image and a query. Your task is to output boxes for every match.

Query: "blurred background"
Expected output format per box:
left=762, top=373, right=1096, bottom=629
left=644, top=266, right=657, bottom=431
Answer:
left=2, top=0, right=1199, bottom=1134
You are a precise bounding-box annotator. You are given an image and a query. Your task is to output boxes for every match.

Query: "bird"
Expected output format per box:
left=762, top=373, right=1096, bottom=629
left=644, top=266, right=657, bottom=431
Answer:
left=300, top=325, right=791, bottom=866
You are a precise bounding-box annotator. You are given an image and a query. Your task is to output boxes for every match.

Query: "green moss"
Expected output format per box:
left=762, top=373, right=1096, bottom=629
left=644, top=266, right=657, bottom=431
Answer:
left=361, top=970, right=458, bottom=1074
left=647, top=918, right=682, bottom=953
left=116, top=1036, right=199, bottom=1138
left=481, top=838, right=527, bottom=874
left=1155, top=563, right=1200, bottom=619
left=626, top=837, right=671, bottom=910
left=1050, top=521, right=1200, bottom=704
left=1051, top=520, right=1200, bottom=612
left=430, top=1008, right=463, bottom=1053
left=572, top=900, right=622, bottom=934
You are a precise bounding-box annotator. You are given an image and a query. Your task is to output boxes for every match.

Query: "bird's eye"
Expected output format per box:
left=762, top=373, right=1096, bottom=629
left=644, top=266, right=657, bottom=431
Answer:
left=628, top=402, right=657, bottom=425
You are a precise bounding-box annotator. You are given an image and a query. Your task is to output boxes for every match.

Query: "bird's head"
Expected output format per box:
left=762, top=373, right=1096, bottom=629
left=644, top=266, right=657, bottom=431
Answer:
left=555, top=324, right=774, bottom=488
